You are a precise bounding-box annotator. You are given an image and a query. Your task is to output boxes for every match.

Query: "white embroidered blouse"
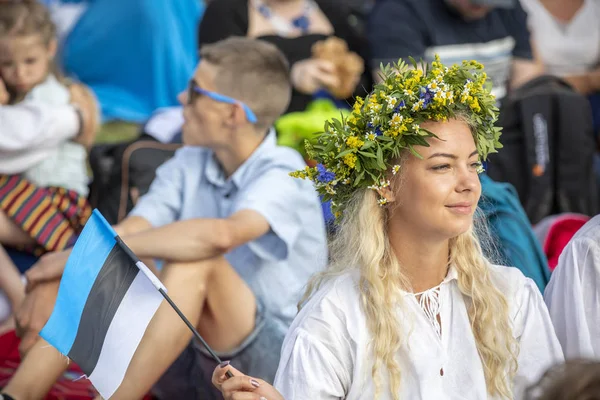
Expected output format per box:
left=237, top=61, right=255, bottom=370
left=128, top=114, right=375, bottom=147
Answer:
left=273, top=265, right=564, bottom=399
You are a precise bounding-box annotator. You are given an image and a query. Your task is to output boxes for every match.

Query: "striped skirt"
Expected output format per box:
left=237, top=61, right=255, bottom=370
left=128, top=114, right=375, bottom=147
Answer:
left=0, top=175, right=92, bottom=255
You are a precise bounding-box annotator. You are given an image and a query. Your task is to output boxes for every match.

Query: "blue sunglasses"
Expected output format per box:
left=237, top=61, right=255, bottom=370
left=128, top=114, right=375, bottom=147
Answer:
left=188, top=80, right=258, bottom=124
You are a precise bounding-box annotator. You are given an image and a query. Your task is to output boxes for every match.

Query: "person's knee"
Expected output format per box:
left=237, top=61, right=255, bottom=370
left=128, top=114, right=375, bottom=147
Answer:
left=160, top=257, right=223, bottom=295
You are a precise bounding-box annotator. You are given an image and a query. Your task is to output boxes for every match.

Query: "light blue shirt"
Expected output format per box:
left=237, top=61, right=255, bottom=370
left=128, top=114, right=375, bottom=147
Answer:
left=130, top=131, right=328, bottom=326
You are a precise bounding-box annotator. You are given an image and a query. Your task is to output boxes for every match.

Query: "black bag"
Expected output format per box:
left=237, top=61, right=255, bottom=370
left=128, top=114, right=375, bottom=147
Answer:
left=88, top=134, right=181, bottom=225
left=487, top=75, right=598, bottom=224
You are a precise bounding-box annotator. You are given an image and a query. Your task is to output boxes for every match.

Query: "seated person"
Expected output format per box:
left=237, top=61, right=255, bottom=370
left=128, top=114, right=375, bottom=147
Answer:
left=1, top=37, right=327, bottom=400
left=211, top=56, right=563, bottom=400
left=519, top=0, right=600, bottom=95
left=519, top=0, right=600, bottom=132
left=367, top=0, right=544, bottom=100
left=0, top=1, right=97, bottom=329
left=198, top=0, right=370, bottom=114
left=544, top=214, right=600, bottom=360
left=48, top=0, right=204, bottom=122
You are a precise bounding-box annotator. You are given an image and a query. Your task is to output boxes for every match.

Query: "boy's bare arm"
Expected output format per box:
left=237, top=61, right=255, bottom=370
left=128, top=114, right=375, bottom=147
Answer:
left=121, top=209, right=271, bottom=263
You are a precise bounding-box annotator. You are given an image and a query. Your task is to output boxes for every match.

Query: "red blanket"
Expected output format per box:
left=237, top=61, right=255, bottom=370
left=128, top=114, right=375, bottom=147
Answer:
left=0, top=331, right=155, bottom=399
left=0, top=330, right=98, bottom=399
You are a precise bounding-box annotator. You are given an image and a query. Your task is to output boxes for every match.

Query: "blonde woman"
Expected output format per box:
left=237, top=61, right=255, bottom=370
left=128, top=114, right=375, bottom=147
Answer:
left=211, top=57, right=564, bottom=399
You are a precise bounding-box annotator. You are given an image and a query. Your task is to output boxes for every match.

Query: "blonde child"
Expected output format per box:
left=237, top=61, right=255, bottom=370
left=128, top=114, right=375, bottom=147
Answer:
left=0, top=0, right=90, bottom=194
left=0, top=0, right=95, bottom=330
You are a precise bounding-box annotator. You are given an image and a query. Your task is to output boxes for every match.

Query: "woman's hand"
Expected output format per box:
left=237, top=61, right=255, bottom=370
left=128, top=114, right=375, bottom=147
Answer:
left=0, top=78, right=9, bottom=105
left=290, top=58, right=340, bottom=95
left=212, top=363, right=285, bottom=400
left=68, top=83, right=99, bottom=149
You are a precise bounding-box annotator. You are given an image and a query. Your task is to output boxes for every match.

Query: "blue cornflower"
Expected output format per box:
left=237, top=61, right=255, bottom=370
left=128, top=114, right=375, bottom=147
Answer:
left=419, top=87, right=434, bottom=109
left=374, top=126, right=383, bottom=136
left=316, top=163, right=336, bottom=183
left=394, top=100, right=406, bottom=113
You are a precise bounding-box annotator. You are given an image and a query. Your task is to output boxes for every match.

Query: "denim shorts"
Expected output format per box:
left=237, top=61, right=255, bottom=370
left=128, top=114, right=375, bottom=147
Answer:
left=152, top=302, right=287, bottom=400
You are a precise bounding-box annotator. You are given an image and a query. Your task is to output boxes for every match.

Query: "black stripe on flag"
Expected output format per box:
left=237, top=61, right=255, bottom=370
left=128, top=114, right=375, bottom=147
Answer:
left=67, top=244, right=139, bottom=375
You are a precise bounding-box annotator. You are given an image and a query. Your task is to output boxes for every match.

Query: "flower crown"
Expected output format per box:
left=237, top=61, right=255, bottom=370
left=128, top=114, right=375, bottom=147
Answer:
left=290, top=56, right=503, bottom=219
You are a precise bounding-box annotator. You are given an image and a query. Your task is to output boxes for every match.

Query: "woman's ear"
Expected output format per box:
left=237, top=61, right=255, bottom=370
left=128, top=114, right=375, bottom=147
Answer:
left=376, top=185, right=396, bottom=203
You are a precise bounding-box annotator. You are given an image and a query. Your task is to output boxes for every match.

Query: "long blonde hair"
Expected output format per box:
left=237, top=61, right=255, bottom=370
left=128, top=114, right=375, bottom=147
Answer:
left=301, top=134, right=519, bottom=400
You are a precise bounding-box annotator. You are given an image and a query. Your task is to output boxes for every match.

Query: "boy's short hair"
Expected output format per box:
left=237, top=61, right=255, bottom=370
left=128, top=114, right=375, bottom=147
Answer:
left=199, top=37, right=292, bottom=132
left=526, top=360, right=600, bottom=399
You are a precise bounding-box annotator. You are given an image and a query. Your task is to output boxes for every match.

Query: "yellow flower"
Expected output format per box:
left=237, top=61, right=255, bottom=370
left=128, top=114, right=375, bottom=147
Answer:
left=365, top=132, right=377, bottom=141
left=343, top=153, right=357, bottom=168
left=411, top=69, right=423, bottom=79
left=434, top=92, right=447, bottom=105
left=346, top=136, right=364, bottom=149
left=461, top=94, right=474, bottom=104
left=469, top=97, right=481, bottom=112
left=367, top=97, right=382, bottom=113
left=352, top=97, right=365, bottom=114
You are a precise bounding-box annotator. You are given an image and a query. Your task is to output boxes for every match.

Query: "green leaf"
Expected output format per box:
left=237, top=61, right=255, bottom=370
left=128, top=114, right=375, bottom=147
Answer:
left=376, top=146, right=386, bottom=169
left=408, top=56, right=418, bottom=70
left=419, top=128, right=439, bottom=140
left=330, top=118, right=342, bottom=132
left=358, top=151, right=377, bottom=158
left=361, top=141, right=374, bottom=150
left=408, top=144, right=423, bottom=159
left=335, top=149, right=354, bottom=159
left=354, top=171, right=365, bottom=185
left=410, top=135, right=429, bottom=147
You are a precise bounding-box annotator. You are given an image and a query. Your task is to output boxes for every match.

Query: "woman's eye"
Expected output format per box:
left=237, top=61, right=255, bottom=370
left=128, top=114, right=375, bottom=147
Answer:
left=25, top=57, right=38, bottom=64
left=432, top=164, right=451, bottom=171
left=470, top=162, right=482, bottom=169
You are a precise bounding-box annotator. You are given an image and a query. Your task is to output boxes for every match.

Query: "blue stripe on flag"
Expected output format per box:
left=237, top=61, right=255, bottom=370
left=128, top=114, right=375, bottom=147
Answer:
left=40, top=210, right=118, bottom=356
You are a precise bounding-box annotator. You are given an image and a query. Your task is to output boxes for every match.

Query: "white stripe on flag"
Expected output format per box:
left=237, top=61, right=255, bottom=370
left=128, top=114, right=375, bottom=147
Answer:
left=87, top=271, right=164, bottom=399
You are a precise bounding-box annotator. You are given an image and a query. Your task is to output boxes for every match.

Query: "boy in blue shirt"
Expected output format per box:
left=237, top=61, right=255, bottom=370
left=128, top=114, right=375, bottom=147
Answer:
left=4, top=37, right=327, bottom=400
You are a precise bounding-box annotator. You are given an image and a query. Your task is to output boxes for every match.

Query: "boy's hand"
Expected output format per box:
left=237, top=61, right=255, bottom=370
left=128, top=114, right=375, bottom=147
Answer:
left=0, top=78, right=9, bottom=105
left=15, top=279, right=60, bottom=356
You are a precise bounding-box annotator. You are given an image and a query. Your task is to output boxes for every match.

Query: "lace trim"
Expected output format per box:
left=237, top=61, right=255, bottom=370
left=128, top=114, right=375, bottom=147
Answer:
left=414, top=285, right=442, bottom=339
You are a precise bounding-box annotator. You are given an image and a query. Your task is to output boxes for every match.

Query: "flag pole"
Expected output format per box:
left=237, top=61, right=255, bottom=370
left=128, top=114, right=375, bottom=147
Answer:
left=115, top=236, right=234, bottom=379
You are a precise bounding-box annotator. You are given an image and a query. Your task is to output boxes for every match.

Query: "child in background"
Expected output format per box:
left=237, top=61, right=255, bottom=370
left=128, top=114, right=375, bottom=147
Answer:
left=0, top=0, right=95, bottom=331
left=0, top=0, right=89, bottom=195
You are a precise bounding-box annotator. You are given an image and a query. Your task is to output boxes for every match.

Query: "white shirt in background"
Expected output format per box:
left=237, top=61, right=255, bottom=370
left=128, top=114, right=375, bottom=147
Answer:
left=0, top=102, right=78, bottom=174
left=544, top=214, right=600, bottom=360
left=274, top=265, right=564, bottom=400
left=0, top=74, right=90, bottom=196
left=520, top=0, right=600, bottom=77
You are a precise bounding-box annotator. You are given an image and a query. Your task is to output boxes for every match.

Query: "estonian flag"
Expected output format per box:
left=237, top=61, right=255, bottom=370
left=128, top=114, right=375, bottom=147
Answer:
left=40, top=210, right=165, bottom=399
